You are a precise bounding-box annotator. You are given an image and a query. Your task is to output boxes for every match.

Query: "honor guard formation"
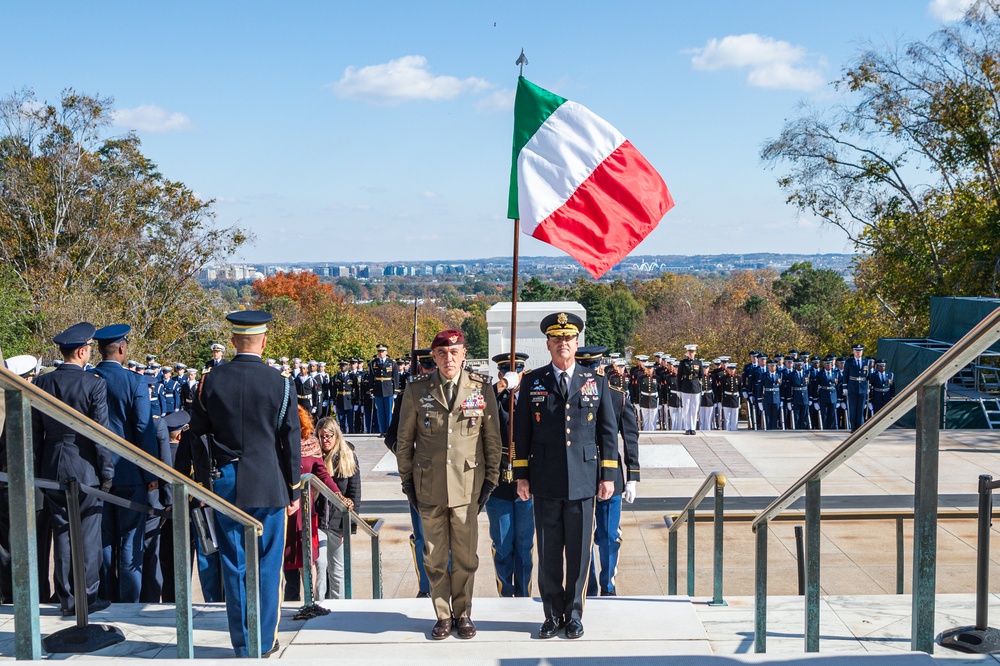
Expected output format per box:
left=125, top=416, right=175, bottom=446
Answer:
left=0, top=310, right=893, bottom=653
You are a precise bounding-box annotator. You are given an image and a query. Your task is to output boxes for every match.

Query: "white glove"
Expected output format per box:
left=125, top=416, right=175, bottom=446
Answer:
left=741, top=391, right=748, bottom=399
left=867, top=402, right=873, bottom=411
left=623, top=480, right=637, bottom=504
left=786, top=403, right=793, bottom=412
left=813, top=402, right=821, bottom=411
left=502, top=371, right=521, bottom=392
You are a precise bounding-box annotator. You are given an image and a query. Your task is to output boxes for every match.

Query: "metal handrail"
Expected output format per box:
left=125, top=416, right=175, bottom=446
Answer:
left=0, top=365, right=266, bottom=660
left=751, top=304, right=1000, bottom=656
left=663, top=472, right=726, bottom=605
left=298, top=473, right=384, bottom=605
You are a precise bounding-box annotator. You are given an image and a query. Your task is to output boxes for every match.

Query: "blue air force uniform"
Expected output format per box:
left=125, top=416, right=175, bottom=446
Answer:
left=869, top=362, right=895, bottom=414
left=843, top=347, right=869, bottom=430
left=788, top=364, right=810, bottom=431
left=32, top=323, right=112, bottom=616
left=189, top=311, right=301, bottom=658
left=815, top=359, right=841, bottom=430
left=756, top=362, right=781, bottom=430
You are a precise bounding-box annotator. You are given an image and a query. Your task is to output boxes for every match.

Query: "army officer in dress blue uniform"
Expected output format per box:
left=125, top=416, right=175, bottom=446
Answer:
left=190, top=311, right=300, bottom=658
left=92, top=324, right=160, bottom=604
left=370, top=344, right=400, bottom=435
left=32, top=322, right=113, bottom=616
left=513, top=312, right=618, bottom=640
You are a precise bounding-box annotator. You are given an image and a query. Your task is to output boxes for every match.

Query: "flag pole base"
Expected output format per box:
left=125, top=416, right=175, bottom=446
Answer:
left=42, top=624, right=126, bottom=654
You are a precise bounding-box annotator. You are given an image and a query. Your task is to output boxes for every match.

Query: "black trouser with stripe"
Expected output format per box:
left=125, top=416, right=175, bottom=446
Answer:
left=532, top=495, right=594, bottom=623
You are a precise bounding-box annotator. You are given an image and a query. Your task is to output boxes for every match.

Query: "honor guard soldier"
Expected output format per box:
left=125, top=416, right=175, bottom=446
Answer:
left=677, top=345, right=702, bottom=435
left=159, top=366, right=180, bottom=413
left=789, top=360, right=811, bottom=430
left=699, top=364, right=715, bottom=431
left=396, top=330, right=502, bottom=640
left=486, top=351, right=534, bottom=598
left=666, top=360, right=682, bottom=430
left=396, top=358, right=409, bottom=395
left=333, top=361, right=354, bottom=433
left=816, top=355, right=840, bottom=429
left=189, top=310, right=300, bottom=658
left=146, top=369, right=164, bottom=418
left=720, top=363, right=741, bottom=430
left=384, top=349, right=435, bottom=599
left=205, top=342, right=226, bottom=370
left=370, top=344, right=399, bottom=435
left=33, top=322, right=113, bottom=617
left=351, top=358, right=366, bottom=434
left=628, top=355, right=646, bottom=408
left=843, top=344, right=869, bottom=430
left=92, top=324, right=161, bottom=604
left=808, top=354, right=823, bottom=428
left=637, top=360, right=659, bottom=431
left=180, top=367, right=199, bottom=412
left=779, top=355, right=794, bottom=429
left=869, top=359, right=894, bottom=414
left=295, top=363, right=319, bottom=420
left=316, top=361, right=331, bottom=418
left=756, top=357, right=782, bottom=430
left=578, top=346, right=639, bottom=597
left=710, top=358, right=726, bottom=428
left=513, top=312, right=618, bottom=640
left=741, top=352, right=759, bottom=430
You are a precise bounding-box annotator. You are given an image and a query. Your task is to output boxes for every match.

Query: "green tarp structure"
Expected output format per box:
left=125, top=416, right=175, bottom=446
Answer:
left=878, top=296, right=1000, bottom=429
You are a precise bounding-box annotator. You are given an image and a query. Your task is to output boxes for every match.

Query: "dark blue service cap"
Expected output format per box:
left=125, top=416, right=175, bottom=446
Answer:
left=492, top=351, right=529, bottom=364
left=540, top=311, right=584, bottom=337
left=226, top=310, right=272, bottom=335
left=876, top=359, right=886, bottom=365
left=94, top=324, right=131, bottom=344
left=575, top=345, right=608, bottom=366
left=163, top=410, right=190, bottom=432
left=851, top=343, right=864, bottom=351
left=53, top=322, right=96, bottom=349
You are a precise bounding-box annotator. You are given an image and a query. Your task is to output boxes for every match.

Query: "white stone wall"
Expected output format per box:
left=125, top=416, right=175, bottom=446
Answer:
left=485, top=301, right=587, bottom=378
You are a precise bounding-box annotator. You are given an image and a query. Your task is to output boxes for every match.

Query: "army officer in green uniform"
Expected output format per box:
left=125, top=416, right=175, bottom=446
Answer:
left=396, top=328, right=502, bottom=640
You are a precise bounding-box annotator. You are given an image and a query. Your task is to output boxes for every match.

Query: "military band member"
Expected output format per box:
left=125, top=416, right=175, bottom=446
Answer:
left=816, top=355, right=840, bottom=430
left=371, top=344, right=399, bottom=436
left=486, top=351, right=533, bottom=598
left=720, top=363, right=741, bottom=430
left=333, top=361, right=354, bottom=433
left=869, top=360, right=894, bottom=414
left=513, top=312, right=618, bottom=640
left=580, top=346, right=639, bottom=598
left=396, top=329, right=501, bottom=640
left=189, top=310, right=300, bottom=658
left=676, top=345, right=702, bottom=435
left=637, top=361, right=659, bottom=432
left=843, top=344, right=869, bottom=430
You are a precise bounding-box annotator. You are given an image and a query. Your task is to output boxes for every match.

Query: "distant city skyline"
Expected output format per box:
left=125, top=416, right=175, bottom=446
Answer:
left=1, top=1, right=974, bottom=265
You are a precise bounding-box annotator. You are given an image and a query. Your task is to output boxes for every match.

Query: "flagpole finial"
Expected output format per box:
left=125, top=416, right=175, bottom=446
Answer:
left=516, top=48, right=528, bottom=77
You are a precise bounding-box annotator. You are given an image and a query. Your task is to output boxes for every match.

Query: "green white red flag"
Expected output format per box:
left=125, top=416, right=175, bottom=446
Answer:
left=507, top=76, right=673, bottom=279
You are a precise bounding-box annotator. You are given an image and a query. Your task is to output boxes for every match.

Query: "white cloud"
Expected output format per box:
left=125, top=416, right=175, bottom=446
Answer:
left=475, top=88, right=515, bottom=113
left=421, top=191, right=439, bottom=199
left=332, top=55, right=492, bottom=105
left=111, top=104, right=191, bottom=132
left=689, top=34, right=825, bottom=91
left=928, top=0, right=975, bottom=21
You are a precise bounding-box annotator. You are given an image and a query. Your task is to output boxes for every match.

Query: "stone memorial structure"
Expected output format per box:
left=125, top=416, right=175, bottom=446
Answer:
left=485, top=301, right=587, bottom=378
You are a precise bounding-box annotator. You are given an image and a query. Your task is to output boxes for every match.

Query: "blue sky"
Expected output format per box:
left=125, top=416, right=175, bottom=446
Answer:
left=0, top=0, right=975, bottom=264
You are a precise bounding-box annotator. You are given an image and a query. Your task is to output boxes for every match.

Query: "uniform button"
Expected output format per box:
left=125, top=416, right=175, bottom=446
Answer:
left=447, top=444, right=452, bottom=449
left=566, top=440, right=572, bottom=446
left=566, top=428, right=571, bottom=434
left=565, top=403, right=570, bottom=409
left=447, top=460, right=451, bottom=465
left=566, top=415, right=571, bottom=422
left=448, top=428, right=453, bottom=433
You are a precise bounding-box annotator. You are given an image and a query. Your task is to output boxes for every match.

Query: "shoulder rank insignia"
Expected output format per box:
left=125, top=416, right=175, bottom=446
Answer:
left=466, top=371, right=490, bottom=384
left=409, top=373, right=431, bottom=383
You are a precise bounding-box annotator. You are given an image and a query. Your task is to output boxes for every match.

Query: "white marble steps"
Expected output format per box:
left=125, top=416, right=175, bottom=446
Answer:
left=285, top=595, right=709, bottom=658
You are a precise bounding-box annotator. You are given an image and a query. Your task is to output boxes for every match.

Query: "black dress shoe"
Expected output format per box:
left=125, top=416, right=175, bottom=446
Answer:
left=262, top=640, right=280, bottom=658
left=601, top=590, right=617, bottom=596
left=62, top=598, right=111, bottom=617
left=455, top=617, right=476, bottom=639
left=416, top=591, right=431, bottom=598
left=565, top=619, right=585, bottom=639
left=539, top=617, right=564, bottom=639
left=431, top=618, right=452, bottom=640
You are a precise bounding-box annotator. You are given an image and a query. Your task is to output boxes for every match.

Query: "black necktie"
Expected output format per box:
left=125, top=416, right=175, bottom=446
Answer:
left=560, top=371, right=569, bottom=398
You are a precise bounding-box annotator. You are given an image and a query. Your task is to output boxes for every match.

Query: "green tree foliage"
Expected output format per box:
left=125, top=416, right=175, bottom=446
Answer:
left=461, top=313, right=489, bottom=358
left=0, top=89, right=248, bottom=359
left=519, top=276, right=564, bottom=302
left=0, top=264, right=37, bottom=355
left=564, top=278, right=644, bottom=351
left=773, top=262, right=850, bottom=349
left=761, top=2, right=1000, bottom=336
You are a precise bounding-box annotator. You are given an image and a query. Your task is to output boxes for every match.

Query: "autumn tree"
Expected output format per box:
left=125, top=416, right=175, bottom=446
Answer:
left=762, top=1, right=1000, bottom=336
left=0, top=89, right=248, bottom=359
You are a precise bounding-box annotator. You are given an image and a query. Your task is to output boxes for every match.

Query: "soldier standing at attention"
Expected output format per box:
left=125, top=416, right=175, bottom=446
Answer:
left=205, top=342, right=226, bottom=370
left=869, top=360, right=894, bottom=414
left=513, top=312, right=618, bottom=640
left=316, top=361, right=331, bottom=419
left=816, top=356, right=840, bottom=430
left=676, top=345, right=702, bottom=435
left=637, top=360, right=659, bottom=432
left=789, top=360, right=811, bottom=431
left=370, top=343, right=400, bottom=436
left=189, top=310, right=300, bottom=658
left=295, top=363, right=319, bottom=420
left=756, top=357, right=782, bottom=430
left=91, top=324, right=160, bottom=604
left=180, top=367, right=198, bottom=412
left=396, top=329, right=501, bottom=640
left=333, top=360, right=354, bottom=434
left=720, top=363, right=741, bottom=430
left=843, top=344, right=869, bottom=431
left=33, top=323, right=113, bottom=617
left=159, top=366, right=180, bottom=414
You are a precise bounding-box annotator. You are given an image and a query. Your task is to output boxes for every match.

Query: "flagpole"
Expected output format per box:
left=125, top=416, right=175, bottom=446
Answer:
left=503, top=49, right=529, bottom=485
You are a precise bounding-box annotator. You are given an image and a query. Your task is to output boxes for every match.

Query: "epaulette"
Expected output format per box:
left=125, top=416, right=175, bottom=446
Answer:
left=609, top=383, right=626, bottom=394
left=596, top=366, right=605, bottom=376
left=521, top=367, right=535, bottom=377
left=409, top=373, right=431, bottom=383
left=467, top=371, right=490, bottom=384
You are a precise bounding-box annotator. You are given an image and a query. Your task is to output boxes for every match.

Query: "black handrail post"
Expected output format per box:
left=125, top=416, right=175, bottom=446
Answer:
left=794, top=525, right=805, bottom=596
left=65, top=478, right=89, bottom=629
left=976, top=474, right=993, bottom=631
left=911, top=384, right=941, bottom=654
left=172, top=483, right=194, bottom=659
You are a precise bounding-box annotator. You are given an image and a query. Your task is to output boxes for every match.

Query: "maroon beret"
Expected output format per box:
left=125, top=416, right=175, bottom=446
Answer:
left=431, top=328, right=464, bottom=348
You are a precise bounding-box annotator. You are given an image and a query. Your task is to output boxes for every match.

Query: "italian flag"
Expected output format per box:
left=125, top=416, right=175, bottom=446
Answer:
left=508, top=77, right=673, bottom=279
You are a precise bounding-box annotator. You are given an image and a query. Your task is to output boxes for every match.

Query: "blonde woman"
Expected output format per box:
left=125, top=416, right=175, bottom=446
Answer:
left=315, top=417, right=361, bottom=599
